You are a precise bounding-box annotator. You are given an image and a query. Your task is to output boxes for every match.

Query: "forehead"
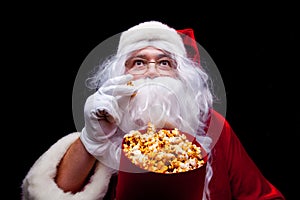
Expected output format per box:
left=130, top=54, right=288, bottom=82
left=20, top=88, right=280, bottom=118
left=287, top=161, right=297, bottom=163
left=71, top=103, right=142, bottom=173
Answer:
left=130, top=46, right=169, bottom=57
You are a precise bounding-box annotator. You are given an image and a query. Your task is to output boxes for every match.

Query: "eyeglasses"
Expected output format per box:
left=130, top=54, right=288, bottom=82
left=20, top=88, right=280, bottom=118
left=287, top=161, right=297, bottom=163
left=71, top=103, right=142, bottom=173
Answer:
left=125, top=57, right=177, bottom=75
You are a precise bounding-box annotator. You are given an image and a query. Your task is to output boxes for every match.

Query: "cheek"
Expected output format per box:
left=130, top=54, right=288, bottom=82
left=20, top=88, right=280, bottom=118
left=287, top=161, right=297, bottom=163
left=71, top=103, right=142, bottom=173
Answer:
left=166, top=71, right=177, bottom=78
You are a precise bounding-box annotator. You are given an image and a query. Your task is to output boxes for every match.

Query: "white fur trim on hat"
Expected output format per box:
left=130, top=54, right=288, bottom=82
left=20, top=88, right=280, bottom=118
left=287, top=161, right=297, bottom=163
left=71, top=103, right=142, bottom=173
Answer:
left=21, top=132, right=113, bottom=200
left=117, top=21, right=186, bottom=57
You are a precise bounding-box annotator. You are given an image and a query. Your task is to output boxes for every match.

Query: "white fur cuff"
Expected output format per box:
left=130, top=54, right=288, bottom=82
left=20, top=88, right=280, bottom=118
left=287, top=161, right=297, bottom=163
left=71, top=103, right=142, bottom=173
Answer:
left=21, top=132, right=113, bottom=200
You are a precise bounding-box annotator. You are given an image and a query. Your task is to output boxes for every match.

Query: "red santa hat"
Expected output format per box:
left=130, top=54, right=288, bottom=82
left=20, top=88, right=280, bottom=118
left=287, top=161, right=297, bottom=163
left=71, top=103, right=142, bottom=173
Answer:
left=117, top=21, right=201, bottom=65
left=117, top=21, right=187, bottom=57
left=177, top=28, right=201, bottom=64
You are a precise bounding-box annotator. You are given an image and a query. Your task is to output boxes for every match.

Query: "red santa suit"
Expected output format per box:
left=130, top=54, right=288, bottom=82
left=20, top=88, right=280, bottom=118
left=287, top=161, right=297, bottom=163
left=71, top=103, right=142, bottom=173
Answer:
left=21, top=109, right=285, bottom=200
left=204, top=110, right=284, bottom=199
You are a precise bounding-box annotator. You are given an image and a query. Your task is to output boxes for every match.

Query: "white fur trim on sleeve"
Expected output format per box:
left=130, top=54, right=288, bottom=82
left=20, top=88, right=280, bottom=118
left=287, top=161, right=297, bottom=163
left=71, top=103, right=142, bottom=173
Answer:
left=21, top=132, right=113, bottom=200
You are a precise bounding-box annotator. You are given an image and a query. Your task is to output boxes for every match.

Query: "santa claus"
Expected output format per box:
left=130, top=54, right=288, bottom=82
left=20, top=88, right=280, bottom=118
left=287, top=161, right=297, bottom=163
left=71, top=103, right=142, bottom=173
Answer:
left=22, top=21, right=285, bottom=200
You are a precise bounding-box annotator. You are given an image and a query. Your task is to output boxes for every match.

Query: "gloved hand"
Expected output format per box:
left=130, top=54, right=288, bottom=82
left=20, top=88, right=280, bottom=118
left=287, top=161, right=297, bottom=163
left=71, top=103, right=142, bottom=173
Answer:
left=80, top=74, right=136, bottom=170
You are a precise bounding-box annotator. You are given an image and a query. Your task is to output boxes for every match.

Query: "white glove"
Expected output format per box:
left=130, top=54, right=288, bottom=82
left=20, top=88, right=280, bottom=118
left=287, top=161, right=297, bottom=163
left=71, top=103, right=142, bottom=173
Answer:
left=80, top=74, right=136, bottom=170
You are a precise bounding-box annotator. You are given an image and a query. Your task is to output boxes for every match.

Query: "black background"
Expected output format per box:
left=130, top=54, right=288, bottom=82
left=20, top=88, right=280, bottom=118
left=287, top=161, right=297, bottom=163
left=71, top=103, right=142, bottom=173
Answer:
left=5, top=3, right=298, bottom=199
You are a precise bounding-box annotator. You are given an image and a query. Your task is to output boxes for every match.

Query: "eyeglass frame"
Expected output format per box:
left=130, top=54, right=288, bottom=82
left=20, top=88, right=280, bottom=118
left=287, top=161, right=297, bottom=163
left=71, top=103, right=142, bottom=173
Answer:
left=125, top=55, right=177, bottom=75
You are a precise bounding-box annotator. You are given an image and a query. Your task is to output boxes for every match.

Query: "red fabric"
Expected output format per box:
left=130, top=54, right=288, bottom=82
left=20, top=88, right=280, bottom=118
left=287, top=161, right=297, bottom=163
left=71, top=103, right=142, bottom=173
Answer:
left=108, top=110, right=285, bottom=200
left=177, top=29, right=201, bottom=64
left=204, top=110, right=285, bottom=199
left=174, top=28, right=285, bottom=199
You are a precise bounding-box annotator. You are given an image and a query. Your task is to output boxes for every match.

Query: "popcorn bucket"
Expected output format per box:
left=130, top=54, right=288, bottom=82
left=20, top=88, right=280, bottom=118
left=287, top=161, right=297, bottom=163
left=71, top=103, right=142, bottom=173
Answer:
left=116, top=130, right=207, bottom=200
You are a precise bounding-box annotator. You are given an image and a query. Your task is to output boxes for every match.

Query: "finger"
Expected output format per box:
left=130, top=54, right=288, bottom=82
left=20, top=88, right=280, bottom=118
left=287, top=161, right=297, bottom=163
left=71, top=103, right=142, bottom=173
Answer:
left=103, top=74, right=134, bottom=87
left=95, top=109, right=116, bottom=124
left=112, top=85, right=137, bottom=96
left=94, top=101, right=121, bottom=124
left=101, top=85, right=137, bottom=97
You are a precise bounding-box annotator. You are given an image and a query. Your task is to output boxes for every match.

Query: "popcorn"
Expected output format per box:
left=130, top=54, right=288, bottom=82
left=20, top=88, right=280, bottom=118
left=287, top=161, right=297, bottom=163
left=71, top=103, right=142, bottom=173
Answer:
left=126, top=81, right=137, bottom=97
left=122, top=122, right=205, bottom=173
left=126, top=81, right=134, bottom=86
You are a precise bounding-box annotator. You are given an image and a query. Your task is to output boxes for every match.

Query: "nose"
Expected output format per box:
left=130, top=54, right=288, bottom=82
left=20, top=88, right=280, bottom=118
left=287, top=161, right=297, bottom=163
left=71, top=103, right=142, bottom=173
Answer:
left=144, top=62, right=160, bottom=79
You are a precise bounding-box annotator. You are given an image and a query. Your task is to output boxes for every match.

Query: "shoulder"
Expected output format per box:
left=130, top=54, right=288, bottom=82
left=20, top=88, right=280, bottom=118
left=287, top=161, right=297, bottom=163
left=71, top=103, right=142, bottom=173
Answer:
left=206, top=109, right=233, bottom=137
left=206, top=109, right=237, bottom=150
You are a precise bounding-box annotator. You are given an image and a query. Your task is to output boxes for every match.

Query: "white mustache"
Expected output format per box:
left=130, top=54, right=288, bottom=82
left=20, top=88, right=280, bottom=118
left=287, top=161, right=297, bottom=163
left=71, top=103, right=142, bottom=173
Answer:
left=119, top=77, right=187, bottom=133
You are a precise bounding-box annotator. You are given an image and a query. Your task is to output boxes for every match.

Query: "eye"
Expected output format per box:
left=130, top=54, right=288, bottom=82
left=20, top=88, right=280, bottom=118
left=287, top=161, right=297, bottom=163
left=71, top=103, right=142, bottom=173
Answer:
left=126, top=58, right=147, bottom=70
left=133, top=59, right=146, bottom=67
left=162, top=60, right=171, bottom=66
left=157, top=58, right=174, bottom=70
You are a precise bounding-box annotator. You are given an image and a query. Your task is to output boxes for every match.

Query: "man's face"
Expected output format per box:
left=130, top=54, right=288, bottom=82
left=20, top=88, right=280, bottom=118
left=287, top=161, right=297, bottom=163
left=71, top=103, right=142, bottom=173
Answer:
left=125, top=46, right=178, bottom=80
left=119, top=47, right=194, bottom=133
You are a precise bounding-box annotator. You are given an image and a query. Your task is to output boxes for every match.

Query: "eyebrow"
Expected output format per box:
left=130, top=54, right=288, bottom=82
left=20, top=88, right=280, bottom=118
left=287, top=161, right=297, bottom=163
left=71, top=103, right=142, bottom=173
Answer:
left=130, top=53, right=171, bottom=60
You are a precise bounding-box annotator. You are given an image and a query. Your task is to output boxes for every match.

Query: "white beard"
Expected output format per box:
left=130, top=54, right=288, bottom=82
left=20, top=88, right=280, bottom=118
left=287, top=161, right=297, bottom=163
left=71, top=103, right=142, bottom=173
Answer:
left=118, top=77, right=200, bottom=135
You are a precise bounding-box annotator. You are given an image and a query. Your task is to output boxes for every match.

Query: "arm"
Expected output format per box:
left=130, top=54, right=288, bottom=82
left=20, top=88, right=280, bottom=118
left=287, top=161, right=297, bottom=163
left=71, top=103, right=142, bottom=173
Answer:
left=207, top=110, right=285, bottom=199
left=55, top=138, right=97, bottom=193
left=22, top=75, right=135, bottom=199
left=222, top=116, right=285, bottom=199
left=21, top=132, right=113, bottom=200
